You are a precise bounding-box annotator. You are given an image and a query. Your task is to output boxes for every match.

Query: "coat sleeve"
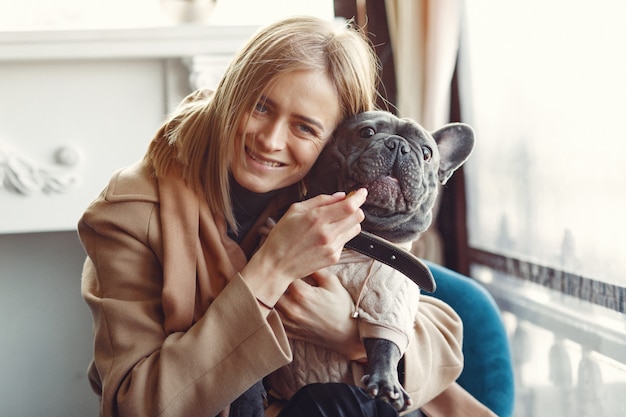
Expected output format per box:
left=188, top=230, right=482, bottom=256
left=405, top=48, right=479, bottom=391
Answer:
left=78, top=195, right=291, bottom=417
left=401, top=295, right=464, bottom=410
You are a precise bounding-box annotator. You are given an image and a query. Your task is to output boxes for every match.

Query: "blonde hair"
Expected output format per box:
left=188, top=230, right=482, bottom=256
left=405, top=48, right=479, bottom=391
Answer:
left=147, top=16, right=380, bottom=230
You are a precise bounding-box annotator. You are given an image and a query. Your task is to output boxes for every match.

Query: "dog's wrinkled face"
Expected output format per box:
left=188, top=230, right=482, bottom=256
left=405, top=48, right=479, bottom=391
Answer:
left=308, top=111, right=475, bottom=243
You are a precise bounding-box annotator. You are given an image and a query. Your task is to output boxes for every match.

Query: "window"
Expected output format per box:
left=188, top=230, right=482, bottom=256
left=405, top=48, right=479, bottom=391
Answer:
left=458, top=0, right=626, bottom=313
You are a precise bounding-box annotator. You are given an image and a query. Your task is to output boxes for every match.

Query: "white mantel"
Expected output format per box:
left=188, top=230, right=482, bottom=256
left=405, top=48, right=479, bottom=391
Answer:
left=0, top=25, right=258, bottom=61
left=0, top=24, right=258, bottom=234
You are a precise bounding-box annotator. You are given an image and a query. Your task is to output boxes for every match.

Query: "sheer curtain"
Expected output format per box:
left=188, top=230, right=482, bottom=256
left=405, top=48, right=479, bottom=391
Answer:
left=384, top=0, right=464, bottom=262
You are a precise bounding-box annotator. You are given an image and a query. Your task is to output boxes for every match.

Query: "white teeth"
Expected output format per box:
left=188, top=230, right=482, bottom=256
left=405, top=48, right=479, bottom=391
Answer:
left=247, top=149, right=281, bottom=167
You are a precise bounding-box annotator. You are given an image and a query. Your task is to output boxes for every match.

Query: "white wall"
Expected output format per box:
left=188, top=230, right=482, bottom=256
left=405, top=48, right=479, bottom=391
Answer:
left=0, top=0, right=333, bottom=29
left=0, top=22, right=255, bottom=417
left=0, top=231, right=98, bottom=416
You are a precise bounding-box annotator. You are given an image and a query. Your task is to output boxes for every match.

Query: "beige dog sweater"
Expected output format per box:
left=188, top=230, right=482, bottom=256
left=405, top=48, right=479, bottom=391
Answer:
left=266, top=245, right=421, bottom=399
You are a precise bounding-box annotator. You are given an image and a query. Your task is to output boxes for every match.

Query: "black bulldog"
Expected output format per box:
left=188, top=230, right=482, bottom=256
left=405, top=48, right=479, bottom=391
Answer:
left=231, top=111, right=475, bottom=416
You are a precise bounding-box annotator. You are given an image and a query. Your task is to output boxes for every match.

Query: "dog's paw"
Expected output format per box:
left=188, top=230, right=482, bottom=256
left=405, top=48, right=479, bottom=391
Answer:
left=361, top=373, right=412, bottom=411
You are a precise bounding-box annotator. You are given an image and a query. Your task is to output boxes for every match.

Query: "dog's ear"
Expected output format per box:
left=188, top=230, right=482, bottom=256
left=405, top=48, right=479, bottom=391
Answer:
left=432, top=123, right=475, bottom=185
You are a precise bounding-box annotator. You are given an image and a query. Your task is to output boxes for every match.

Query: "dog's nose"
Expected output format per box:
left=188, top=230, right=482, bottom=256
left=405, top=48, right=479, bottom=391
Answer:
left=385, top=137, right=410, bottom=155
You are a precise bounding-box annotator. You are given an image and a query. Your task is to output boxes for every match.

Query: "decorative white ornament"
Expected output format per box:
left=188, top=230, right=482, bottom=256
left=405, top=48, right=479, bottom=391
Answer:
left=0, top=148, right=77, bottom=195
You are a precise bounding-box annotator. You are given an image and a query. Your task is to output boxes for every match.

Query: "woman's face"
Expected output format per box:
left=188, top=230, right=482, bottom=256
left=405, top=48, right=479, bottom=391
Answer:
left=232, top=70, right=341, bottom=193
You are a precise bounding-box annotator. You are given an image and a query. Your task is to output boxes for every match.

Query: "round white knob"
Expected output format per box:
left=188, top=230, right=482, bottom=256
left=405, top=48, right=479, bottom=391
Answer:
left=54, top=146, right=81, bottom=167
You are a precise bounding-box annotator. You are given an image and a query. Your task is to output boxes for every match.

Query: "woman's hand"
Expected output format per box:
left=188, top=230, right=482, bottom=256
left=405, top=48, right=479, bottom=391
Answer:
left=241, top=189, right=367, bottom=307
left=265, top=189, right=367, bottom=278
left=275, top=269, right=367, bottom=361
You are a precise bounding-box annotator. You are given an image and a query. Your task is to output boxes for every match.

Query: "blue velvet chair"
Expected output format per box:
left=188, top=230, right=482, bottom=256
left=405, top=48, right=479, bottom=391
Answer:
left=424, top=261, right=515, bottom=417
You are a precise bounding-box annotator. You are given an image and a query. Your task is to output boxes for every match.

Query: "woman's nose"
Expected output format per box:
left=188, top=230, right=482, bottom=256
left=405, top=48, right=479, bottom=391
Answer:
left=256, top=121, right=287, bottom=151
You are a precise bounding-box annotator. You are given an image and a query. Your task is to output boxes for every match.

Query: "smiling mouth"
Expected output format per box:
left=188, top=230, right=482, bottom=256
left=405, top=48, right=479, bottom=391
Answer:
left=246, top=147, right=283, bottom=168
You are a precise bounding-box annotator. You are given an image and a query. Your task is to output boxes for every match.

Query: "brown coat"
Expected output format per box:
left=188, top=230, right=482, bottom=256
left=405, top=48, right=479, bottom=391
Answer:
left=78, top=159, right=489, bottom=417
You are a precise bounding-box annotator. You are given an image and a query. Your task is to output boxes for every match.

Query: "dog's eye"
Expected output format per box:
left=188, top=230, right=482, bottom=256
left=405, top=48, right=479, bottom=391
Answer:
left=422, top=146, right=433, bottom=162
left=359, top=127, right=376, bottom=138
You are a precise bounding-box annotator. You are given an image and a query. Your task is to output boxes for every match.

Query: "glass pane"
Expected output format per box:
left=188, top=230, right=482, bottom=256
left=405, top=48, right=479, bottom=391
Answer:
left=459, top=0, right=626, bottom=287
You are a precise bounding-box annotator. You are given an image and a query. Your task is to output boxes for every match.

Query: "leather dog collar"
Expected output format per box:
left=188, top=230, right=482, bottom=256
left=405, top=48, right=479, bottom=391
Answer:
left=345, top=231, right=436, bottom=293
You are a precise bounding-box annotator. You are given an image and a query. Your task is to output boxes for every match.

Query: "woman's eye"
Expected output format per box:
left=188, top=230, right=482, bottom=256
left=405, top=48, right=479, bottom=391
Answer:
left=298, top=124, right=314, bottom=135
left=422, top=146, right=433, bottom=162
left=359, top=127, right=375, bottom=138
left=255, top=102, right=268, bottom=113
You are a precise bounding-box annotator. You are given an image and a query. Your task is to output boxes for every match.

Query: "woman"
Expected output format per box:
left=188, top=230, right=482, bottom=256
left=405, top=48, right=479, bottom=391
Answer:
left=79, top=16, right=465, bottom=417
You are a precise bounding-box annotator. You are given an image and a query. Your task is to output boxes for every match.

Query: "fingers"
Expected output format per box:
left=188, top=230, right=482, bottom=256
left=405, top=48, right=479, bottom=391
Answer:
left=298, top=188, right=368, bottom=224
left=275, top=275, right=328, bottom=329
left=274, top=282, right=309, bottom=334
left=278, top=189, right=366, bottom=267
left=248, top=189, right=368, bottom=291
left=306, top=269, right=342, bottom=290
left=330, top=189, right=367, bottom=237
left=309, top=188, right=367, bottom=246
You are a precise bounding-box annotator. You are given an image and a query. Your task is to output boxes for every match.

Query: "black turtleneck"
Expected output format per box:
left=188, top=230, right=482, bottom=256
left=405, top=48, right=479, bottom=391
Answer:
left=227, top=173, right=282, bottom=243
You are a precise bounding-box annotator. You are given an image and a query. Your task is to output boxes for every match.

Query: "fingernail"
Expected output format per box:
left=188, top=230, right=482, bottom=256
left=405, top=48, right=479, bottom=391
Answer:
left=347, top=188, right=367, bottom=198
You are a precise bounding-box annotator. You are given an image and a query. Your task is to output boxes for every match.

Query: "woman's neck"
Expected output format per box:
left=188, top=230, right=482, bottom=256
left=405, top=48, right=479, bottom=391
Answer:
left=228, top=174, right=282, bottom=243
